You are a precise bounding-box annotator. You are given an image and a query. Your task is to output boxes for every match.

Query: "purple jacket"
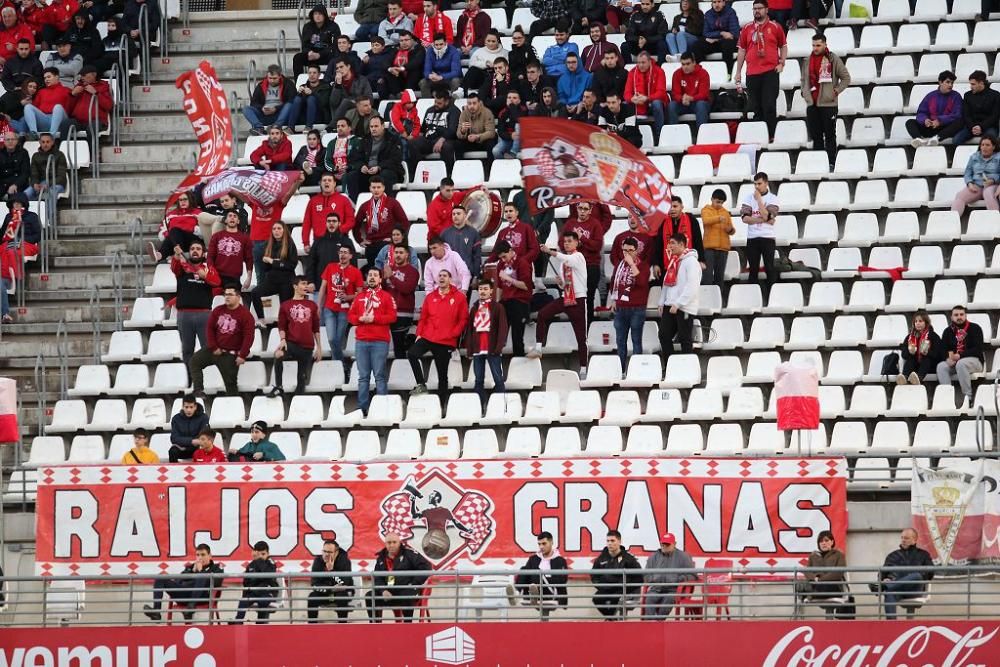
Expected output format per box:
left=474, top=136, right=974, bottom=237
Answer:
left=915, top=89, right=963, bottom=126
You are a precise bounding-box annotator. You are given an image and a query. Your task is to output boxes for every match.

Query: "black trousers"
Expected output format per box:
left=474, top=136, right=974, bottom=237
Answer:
left=692, top=38, right=737, bottom=71
left=658, top=308, right=694, bottom=361
left=190, top=348, right=239, bottom=393
left=407, top=338, right=454, bottom=397
left=408, top=136, right=456, bottom=178
left=585, top=265, right=600, bottom=326
left=391, top=316, right=413, bottom=359
left=274, top=341, right=315, bottom=392
left=293, top=50, right=332, bottom=76
left=746, top=69, right=780, bottom=138
left=503, top=299, right=531, bottom=356
left=168, top=443, right=197, bottom=463
left=905, top=118, right=964, bottom=141
left=902, top=356, right=937, bottom=380
left=366, top=589, right=417, bottom=622
left=307, top=589, right=352, bottom=622
left=806, top=105, right=837, bottom=166
left=344, top=168, right=400, bottom=201
left=745, top=236, right=777, bottom=298
left=158, top=227, right=197, bottom=258
left=364, top=241, right=388, bottom=269
left=246, top=271, right=294, bottom=319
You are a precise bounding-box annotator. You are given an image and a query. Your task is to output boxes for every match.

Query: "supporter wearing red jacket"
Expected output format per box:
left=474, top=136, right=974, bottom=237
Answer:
left=192, top=428, right=228, bottom=463
left=564, top=201, right=604, bottom=323
left=495, top=239, right=533, bottom=357
left=383, top=244, right=419, bottom=358
left=318, top=245, right=364, bottom=363
left=407, top=268, right=468, bottom=399
left=0, top=8, right=35, bottom=62
left=668, top=55, right=711, bottom=129
left=390, top=88, right=421, bottom=140
left=24, top=68, right=71, bottom=139
left=302, top=173, right=356, bottom=250
left=149, top=191, right=202, bottom=262
left=348, top=267, right=398, bottom=414
left=208, top=211, right=253, bottom=287
left=488, top=202, right=540, bottom=265
left=250, top=126, right=294, bottom=170
left=413, top=0, right=454, bottom=46
left=426, top=177, right=458, bottom=240
left=356, top=177, right=409, bottom=266
left=68, top=65, right=113, bottom=128
left=190, top=285, right=256, bottom=396
left=624, top=52, right=666, bottom=137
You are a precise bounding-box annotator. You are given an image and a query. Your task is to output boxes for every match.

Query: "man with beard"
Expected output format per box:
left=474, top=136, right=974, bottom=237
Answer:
left=172, top=239, right=221, bottom=366
left=591, top=50, right=627, bottom=102
left=385, top=31, right=425, bottom=96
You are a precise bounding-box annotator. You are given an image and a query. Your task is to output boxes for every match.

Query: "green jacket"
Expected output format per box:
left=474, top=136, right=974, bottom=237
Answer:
left=236, top=438, right=286, bottom=461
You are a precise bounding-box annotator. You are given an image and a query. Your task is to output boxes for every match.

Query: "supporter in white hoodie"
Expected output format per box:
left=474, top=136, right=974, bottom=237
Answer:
left=658, top=231, right=702, bottom=363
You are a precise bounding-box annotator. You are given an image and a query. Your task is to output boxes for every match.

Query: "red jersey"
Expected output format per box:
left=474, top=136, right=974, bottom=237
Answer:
left=609, top=257, right=650, bottom=308
left=564, top=217, right=605, bottom=266
left=321, top=262, right=364, bottom=312
left=207, top=229, right=253, bottom=279
left=738, top=19, right=787, bottom=76
left=426, top=192, right=458, bottom=240
left=347, top=287, right=398, bottom=342
left=206, top=304, right=255, bottom=357
left=250, top=201, right=286, bottom=242
left=497, top=256, right=533, bottom=303
left=279, top=298, right=320, bottom=349
left=489, top=220, right=540, bottom=265
left=416, top=287, right=469, bottom=347
left=250, top=137, right=293, bottom=168
left=384, top=262, right=420, bottom=316
left=193, top=446, right=227, bottom=463
left=302, top=191, right=356, bottom=247
left=610, top=229, right=655, bottom=266
left=356, top=194, right=409, bottom=244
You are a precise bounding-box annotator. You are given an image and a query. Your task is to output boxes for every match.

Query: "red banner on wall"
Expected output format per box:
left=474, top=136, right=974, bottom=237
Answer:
left=33, top=458, right=847, bottom=576
left=519, top=117, right=673, bottom=235
left=2, top=621, right=997, bottom=666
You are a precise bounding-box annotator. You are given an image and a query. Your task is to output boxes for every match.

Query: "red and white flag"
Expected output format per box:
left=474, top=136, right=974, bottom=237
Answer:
left=773, top=362, right=819, bottom=431
left=0, top=377, right=19, bottom=442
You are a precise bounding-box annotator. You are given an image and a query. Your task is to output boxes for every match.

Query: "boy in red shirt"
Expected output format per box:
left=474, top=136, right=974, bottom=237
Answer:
left=466, top=279, right=508, bottom=410
left=24, top=68, right=71, bottom=139
left=348, top=268, right=398, bottom=415
left=192, top=428, right=228, bottom=463
left=383, top=244, right=420, bottom=359
left=407, top=268, right=468, bottom=400
left=734, top=0, right=787, bottom=138
left=494, top=239, right=533, bottom=358
left=488, top=202, right=540, bottom=265
left=301, top=173, right=356, bottom=252
left=356, top=176, right=409, bottom=267
left=425, top=177, right=457, bottom=240
left=668, top=53, right=712, bottom=129
left=208, top=211, right=253, bottom=289
left=317, top=245, right=363, bottom=366
left=271, top=276, right=323, bottom=395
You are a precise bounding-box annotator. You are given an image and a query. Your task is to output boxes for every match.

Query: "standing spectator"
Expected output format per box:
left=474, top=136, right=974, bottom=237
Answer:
left=872, top=529, right=935, bottom=621
left=507, top=27, right=538, bottom=81
left=539, top=23, right=578, bottom=77
left=246, top=222, right=299, bottom=320
left=598, top=92, right=641, bottom=147
left=514, top=532, right=568, bottom=617
left=230, top=541, right=279, bottom=625
left=293, top=130, right=327, bottom=187
left=531, top=2, right=571, bottom=40
left=489, top=201, right=541, bottom=265
left=305, top=213, right=351, bottom=293
left=0, top=79, right=36, bottom=136
left=389, top=89, right=421, bottom=145
left=456, top=0, right=491, bottom=58
left=386, top=31, right=425, bottom=96
left=456, top=92, right=497, bottom=160
left=44, top=39, right=83, bottom=88
left=143, top=544, right=223, bottom=622
left=700, top=188, right=734, bottom=287
left=936, top=305, right=985, bottom=407
left=294, top=5, right=340, bottom=76
left=362, top=36, right=395, bottom=96
left=148, top=192, right=201, bottom=262
left=907, top=71, right=963, bottom=147
left=952, top=71, right=1000, bottom=145
left=610, top=216, right=655, bottom=266
left=349, top=267, right=397, bottom=414
left=621, top=0, right=668, bottom=64
left=318, top=245, right=364, bottom=367
left=250, top=126, right=294, bottom=171
left=25, top=133, right=66, bottom=201
left=288, top=67, right=332, bottom=132
left=328, top=61, right=374, bottom=123
left=666, top=0, right=703, bottom=59
left=421, top=33, right=463, bottom=96
left=952, top=136, right=1000, bottom=215
left=734, top=0, right=787, bottom=140
left=271, top=276, right=323, bottom=396
left=495, top=239, right=533, bottom=357
left=308, top=540, right=355, bottom=623
left=380, top=0, right=414, bottom=46
left=172, top=239, right=221, bottom=366
left=243, top=65, right=295, bottom=135
left=247, top=174, right=302, bottom=286
left=493, top=90, right=525, bottom=158
left=644, top=533, right=696, bottom=619
left=322, top=118, right=360, bottom=189
left=693, top=0, right=740, bottom=72
left=408, top=268, right=469, bottom=398
left=467, top=279, right=507, bottom=409
left=609, top=236, right=649, bottom=370
left=408, top=90, right=459, bottom=176
left=68, top=65, right=113, bottom=134
left=355, top=0, right=389, bottom=42
left=740, top=172, right=779, bottom=297
left=564, top=201, right=604, bottom=324
left=367, top=533, right=432, bottom=622
left=233, top=421, right=286, bottom=462
left=345, top=116, right=404, bottom=200
left=0, top=40, right=42, bottom=92
left=424, top=236, right=472, bottom=291
left=582, top=23, right=621, bottom=73
left=441, top=205, right=482, bottom=283
left=192, top=429, right=227, bottom=463
left=357, top=176, right=409, bottom=267
left=121, top=428, right=159, bottom=464
left=625, top=52, right=667, bottom=139
left=668, top=52, right=711, bottom=130
left=527, top=232, right=589, bottom=376
left=190, top=285, right=255, bottom=397
left=557, top=53, right=592, bottom=111
left=414, top=0, right=455, bottom=46
left=384, top=244, right=419, bottom=359
left=477, top=53, right=513, bottom=116
left=591, top=530, right=643, bottom=620
left=168, top=396, right=210, bottom=463
left=303, top=173, right=356, bottom=253
left=207, top=211, right=252, bottom=289
left=658, top=232, right=702, bottom=362
left=591, top=51, right=627, bottom=103
left=425, top=177, right=459, bottom=239
left=23, top=68, right=71, bottom=139
left=801, top=33, right=849, bottom=167
left=898, top=310, right=943, bottom=385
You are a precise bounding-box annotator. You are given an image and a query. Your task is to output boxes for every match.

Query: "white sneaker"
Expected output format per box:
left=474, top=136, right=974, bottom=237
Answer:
left=910, top=137, right=926, bottom=148
left=927, top=136, right=939, bottom=146
left=451, top=86, right=465, bottom=99
left=526, top=344, right=543, bottom=359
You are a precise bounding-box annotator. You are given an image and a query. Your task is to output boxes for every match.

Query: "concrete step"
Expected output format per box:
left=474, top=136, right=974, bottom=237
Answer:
left=165, top=38, right=281, bottom=53
left=120, top=113, right=250, bottom=136
left=81, top=174, right=178, bottom=196
left=25, top=269, right=138, bottom=291
left=58, top=207, right=162, bottom=227
left=0, top=334, right=102, bottom=359
left=131, top=78, right=246, bottom=103
left=1, top=303, right=124, bottom=324
left=100, top=143, right=199, bottom=164
left=98, top=162, right=194, bottom=174
left=77, top=193, right=170, bottom=206
left=150, top=52, right=278, bottom=73
left=48, top=239, right=132, bottom=256
left=169, top=15, right=300, bottom=43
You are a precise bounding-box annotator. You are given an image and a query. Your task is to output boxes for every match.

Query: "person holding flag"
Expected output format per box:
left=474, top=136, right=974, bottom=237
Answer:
left=528, top=230, right=589, bottom=379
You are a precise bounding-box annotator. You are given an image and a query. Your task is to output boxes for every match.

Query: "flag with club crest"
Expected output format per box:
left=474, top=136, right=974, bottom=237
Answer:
left=200, top=168, right=303, bottom=209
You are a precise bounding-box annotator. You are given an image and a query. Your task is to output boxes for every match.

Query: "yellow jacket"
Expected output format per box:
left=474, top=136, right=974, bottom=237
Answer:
left=122, top=447, right=160, bottom=465
left=701, top=204, right=734, bottom=251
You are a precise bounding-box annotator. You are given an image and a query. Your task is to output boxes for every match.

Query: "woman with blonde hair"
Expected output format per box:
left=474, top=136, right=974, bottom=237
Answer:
left=245, top=221, right=298, bottom=319
left=898, top=309, right=943, bottom=385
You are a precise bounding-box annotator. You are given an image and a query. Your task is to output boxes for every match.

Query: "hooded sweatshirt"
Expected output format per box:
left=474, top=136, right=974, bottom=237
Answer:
left=645, top=548, right=696, bottom=585
left=514, top=548, right=568, bottom=606
left=300, top=5, right=341, bottom=58
left=581, top=25, right=621, bottom=73
left=169, top=404, right=210, bottom=447
left=659, top=250, right=702, bottom=315
left=390, top=89, right=421, bottom=137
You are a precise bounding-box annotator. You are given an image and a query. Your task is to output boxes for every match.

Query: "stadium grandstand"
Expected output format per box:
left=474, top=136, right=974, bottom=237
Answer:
left=0, top=0, right=999, bottom=661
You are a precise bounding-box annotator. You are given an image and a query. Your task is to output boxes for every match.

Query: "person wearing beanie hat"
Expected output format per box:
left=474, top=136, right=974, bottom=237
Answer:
left=643, top=532, right=695, bottom=619
left=232, top=421, right=286, bottom=462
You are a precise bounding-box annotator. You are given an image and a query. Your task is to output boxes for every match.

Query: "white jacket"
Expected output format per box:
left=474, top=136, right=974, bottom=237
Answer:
left=659, top=252, right=701, bottom=315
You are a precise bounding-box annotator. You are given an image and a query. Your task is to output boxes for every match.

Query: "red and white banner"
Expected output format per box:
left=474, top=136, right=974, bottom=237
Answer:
left=774, top=363, right=820, bottom=431
left=0, top=377, right=18, bottom=443
left=519, top=117, right=672, bottom=235
left=2, top=621, right=997, bottom=666
left=165, top=61, right=234, bottom=211
left=912, top=459, right=1000, bottom=565
left=34, top=457, right=846, bottom=576
left=200, top=168, right=302, bottom=210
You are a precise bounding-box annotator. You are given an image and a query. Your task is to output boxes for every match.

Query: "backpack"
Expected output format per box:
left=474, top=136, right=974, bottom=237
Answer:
left=711, top=90, right=748, bottom=114
left=880, top=352, right=900, bottom=380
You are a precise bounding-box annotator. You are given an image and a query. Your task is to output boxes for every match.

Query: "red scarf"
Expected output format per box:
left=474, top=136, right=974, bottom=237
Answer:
left=418, top=12, right=446, bottom=45
left=664, top=249, right=694, bottom=287
left=662, top=214, right=693, bottom=268
left=562, top=260, right=576, bottom=306
left=340, top=70, right=354, bottom=91
left=460, top=6, right=479, bottom=49
left=490, top=70, right=510, bottom=98
left=908, top=327, right=930, bottom=360
left=474, top=300, right=491, bottom=353
left=393, top=47, right=411, bottom=67
left=952, top=321, right=970, bottom=356
left=808, top=50, right=831, bottom=103
left=332, top=137, right=350, bottom=175
left=611, top=259, right=635, bottom=301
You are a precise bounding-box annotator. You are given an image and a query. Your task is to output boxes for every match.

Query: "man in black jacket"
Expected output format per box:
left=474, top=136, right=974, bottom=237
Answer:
left=0, top=132, right=29, bottom=201
left=622, top=0, right=668, bottom=64
left=871, top=528, right=935, bottom=620
left=590, top=530, right=643, bottom=619
left=231, top=541, right=279, bottom=624
left=197, top=191, right=249, bottom=239
left=598, top=92, right=642, bottom=148
left=385, top=31, right=425, bottom=97
left=306, top=213, right=353, bottom=291
left=243, top=65, right=296, bottom=135
left=407, top=88, right=459, bottom=177
left=591, top=50, right=627, bottom=103
left=345, top=115, right=403, bottom=200
left=308, top=539, right=355, bottom=622
left=952, top=71, right=1000, bottom=146
left=367, top=532, right=431, bottom=622
left=514, top=531, right=568, bottom=618
left=0, top=40, right=42, bottom=92
left=517, top=63, right=555, bottom=113
left=144, top=543, right=225, bottom=621
left=936, top=305, right=985, bottom=407
left=167, top=396, right=210, bottom=462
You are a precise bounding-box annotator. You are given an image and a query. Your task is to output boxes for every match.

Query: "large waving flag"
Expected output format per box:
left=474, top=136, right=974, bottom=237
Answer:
left=0, top=378, right=17, bottom=443
left=519, top=117, right=672, bottom=235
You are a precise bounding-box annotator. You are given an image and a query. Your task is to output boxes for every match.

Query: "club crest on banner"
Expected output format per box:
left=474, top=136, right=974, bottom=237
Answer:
left=913, top=463, right=981, bottom=566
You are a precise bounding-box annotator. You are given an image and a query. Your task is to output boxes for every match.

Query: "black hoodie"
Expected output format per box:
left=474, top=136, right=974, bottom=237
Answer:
left=310, top=549, right=355, bottom=594
left=65, top=12, right=105, bottom=65
left=300, top=6, right=341, bottom=61
left=169, top=403, right=210, bottom=448
left=590, top=546, right=643, bottom=594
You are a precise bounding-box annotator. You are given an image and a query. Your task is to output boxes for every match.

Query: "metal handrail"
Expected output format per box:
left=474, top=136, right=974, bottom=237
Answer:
left=89, top=285, right=102, bottom=363
left=230, top=90, right=241, bottom=166
left=127, top=217, right=145, bottom=298
left=110, top=251, right=125, bottom=331
left=181, top=0, right=191, bottom=29
left=277, top=30, right=288, bottom=74
left=55, top=318, right=68, bottom=400
left=13, top=206, right=26, bottom=310
left=86, top=90, right=101, bottom=179
left=138, top=3, right=152, bottom=89
left=66, top=124, right=80, bottom=209
left=246, top=59, right=258, bottom=100
left=160, top=1, right=170, bottom=60
left=993, top=377, right=999, bottom=451
left=33, top=351, right=46, bottom=435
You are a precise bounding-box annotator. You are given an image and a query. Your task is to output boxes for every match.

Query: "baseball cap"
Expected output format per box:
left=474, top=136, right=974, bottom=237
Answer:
left=660, top=532, right=676, bottom=544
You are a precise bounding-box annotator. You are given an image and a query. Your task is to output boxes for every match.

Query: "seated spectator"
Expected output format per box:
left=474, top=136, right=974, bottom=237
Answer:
left=167, top=396, right=210, bottom=462
left=456, top=92, right=497, bottom=160
left=871, top=528, right=934, bottom=620
left=493, top=90, right=525, bottom=158
left=367, top=533, right=431, bottom=622
left=408, top=267, right=469, bottom=399
left=668, top=52, right=711, bottom=130
left=192, top=428, right=227, bottom=463
left=527, top=232, right=589, bottom=375
left=802, top=33, right=849, bottom=167
left=514, top=532, right=568, bottom=619
left=121, top=427, right=159, bottom=464
left=329, top=61, right=374, bottom=124
left=556, top=53, right=592, bottom=111
left=0, top=9, right=35, bottom=64
left=0, top=79, right=36, bottom=136
left=456, top=0, right=491, bottom=58
left=345, top=94, right=379, bottom=139
left=529, top=0, right=571, bottom=39
left=384, top=245, right=419, bottom=359
left=571, top=0, right=609, bottom=35
left=319, top=245, right=364, bottom=366
left=465, top=31, right=508, bottom=94
left=898, top=310, right=943, bottom=386
left=952, top=136, right=1000, bottom=215
left=322, top=117, right=360, bottom=187
left=467, top=279, right=507, bottom=408
left=539, top=23, right=577, bottom=78
left=349, top=267, right=398, bottom=414
left=375, top=225, right=420, bottom=270
left=908, top=71, right=963, bottom=147
left=355, top=0, right=389, bottom=42
left=243, top=65, right=295, bottom=135
left=147, top=192, right=201, bottom=263
left=232, top=421, right=286, bottom=462
left=356, top=176, right=409, bottom=266
left=230, top=541, right=279, bottom=625
left=43, top=39, right=83, bottom=88
left=440, top=204, right=482, bottom=281
left=0, top=133, right=27, bottom=202
left=700, top=188, right=733, bottom=287
left=390, top=88, right=421, bottom=145
left=24, top=68, right=71, bottom=139
left=518, top=61, right=554, bottom=111
left=494, top=239, right=532, bottom=357
left=604, top=0, right=636, bottom=33
left=1, top=193, right=40, bottom=258
left=799, top=530, right=850, bottom=618
left=421, top=32, right=462, bottom=97
left=361, top=36, right=395, bottom=96
left=308, top=539, right=355, bottom=623
left=598, top=92, right=641, bottom=147
left=591, top=50, right=627, bottom=103
left=532, top=86, right=567, bottom=117
left=66, top=11, right=104, bottom=67
left=124, top=0, right=162, bottom=46
left=937, top=305, right=985, bottom=407
left=143, top=544, right=224, bottom=622
left=622, top=0, right=667, bottom=63
left=666, top=0, right=703, bottom=59
left=293, top=129, right=327, bottom=187
left=591, top=530, right=643, bottom=619
left=250, top=126, right=293, bottom=171
left=271, top=276, right=322, bottom=396
left=190, top=284, right=255, bottom=396
left=507, top=27, right=537, bottom=81
left=0, top=40, right=42, bottom=93
left=171, top=238, right=222, bottom=364
left=199, top=191, right=248, bottom=242
left=658, top=232, right=702, bottom=363
left=790, top=0, right=825, bottom=29
left=68, top=65, right=113, bottom=133
left=414, top=0, right=454, bottom=47
left=478, top=56, right=514, bottom=117
left=305, top=212, right=352, bottom=293
left=294, top=5, right=340, bottom=76
left=246, top=222, right=299, bottom=320
left=609, top=235, right=649, bottom=369
left=345, top=116, right=404, bottom=200
left=571, top=88, right=600, bottom=124
left=408, top=91, right=459, bottom=176
left=326, top=35, right=363, bottom=77
left=643, top=533, right=695, bottom=619
left=385, top=31, right=425, bottom=96
left=95, top=16, right=136, bottom=75
left=288, top=65, right=332, bottom=132
left=379, top=0, right=414, bottom=46
left=625, top=51, right=666, bottom=138
left=953, top=71, right=1000, bottom=146
left=692, top=0, right=739, bottom=72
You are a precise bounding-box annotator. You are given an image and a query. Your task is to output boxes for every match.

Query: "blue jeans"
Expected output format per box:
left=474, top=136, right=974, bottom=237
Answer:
left=354, top=23, right=380, bottom=41
left=472, top=354, right=505, bottom=407
left=492, top=136, right=521, bottom=158
left=646, top=99, right=665, bottom=138
left=287, top=94, right=321, bottom=127
left=24, top=183, right=65, bottom=200
left=668, top=100, right=711, bottom=128
left=322, top=308, right=349, bottom=361
left=952, top=126, right=999, bottom=146
left=1, top=278, right=10, bottom=316
left=355, top=340, right=388, bottom=413
left=613, top=306, right=645, bottom=369
left=8, top=118, right=26, bottom=134
left=883, top=573, right=925, bottom=619
left=665, top=31, right=698, bottom=55
left=23, top=104, right=68, bottom=138
left=242, top=104, right=293, bottom=130
left=252, top=240, right=266, bottom=286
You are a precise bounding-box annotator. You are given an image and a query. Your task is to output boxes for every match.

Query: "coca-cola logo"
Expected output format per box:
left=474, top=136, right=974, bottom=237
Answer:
left=762, top=625, right=999, bottom=667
